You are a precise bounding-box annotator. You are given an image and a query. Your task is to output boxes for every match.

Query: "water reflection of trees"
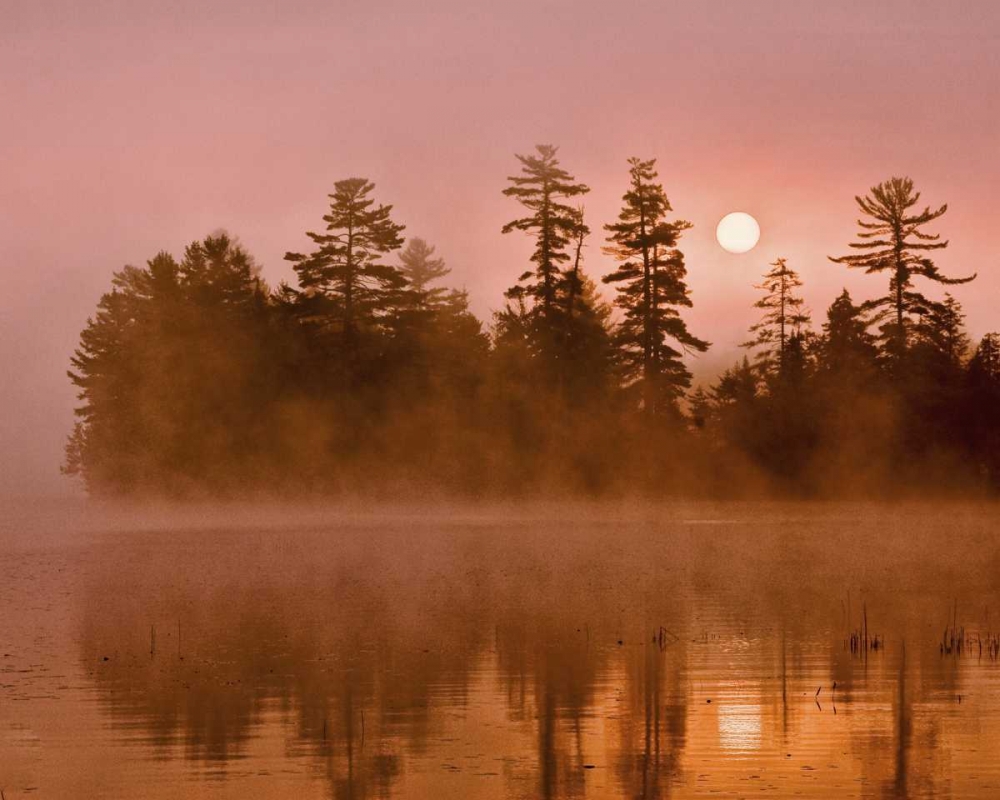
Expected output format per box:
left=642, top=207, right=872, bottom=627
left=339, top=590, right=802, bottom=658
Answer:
left=77, top=514, right=1000, bottom=798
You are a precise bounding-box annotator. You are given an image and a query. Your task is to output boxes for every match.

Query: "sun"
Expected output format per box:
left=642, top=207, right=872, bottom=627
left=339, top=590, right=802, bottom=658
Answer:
left=716, top=212, right=760, bottom=254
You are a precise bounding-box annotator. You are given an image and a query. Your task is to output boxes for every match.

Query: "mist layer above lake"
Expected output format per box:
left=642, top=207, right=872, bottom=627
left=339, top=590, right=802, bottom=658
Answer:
left=1, top=501, right=999, bottom=798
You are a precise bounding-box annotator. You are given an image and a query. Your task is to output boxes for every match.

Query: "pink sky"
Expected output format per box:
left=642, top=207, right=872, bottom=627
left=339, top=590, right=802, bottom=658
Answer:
left=2, top=0, right=998, bottom=494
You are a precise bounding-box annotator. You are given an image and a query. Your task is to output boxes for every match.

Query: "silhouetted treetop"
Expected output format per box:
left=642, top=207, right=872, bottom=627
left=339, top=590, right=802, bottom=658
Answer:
left=501, top=145, right=589, bottom=321
left=603, top=157, right=707, bottom=417
left=742, top=258, right=810, bottom=378
left=399, top=238, right=449, bottom=298
left=285, top=178, right=406, bottom=344
left=830, top=176, right=975, bottom=364
left=969, top=333, right=1000, bottom=385
left=819, top=289, right=877, bottom=376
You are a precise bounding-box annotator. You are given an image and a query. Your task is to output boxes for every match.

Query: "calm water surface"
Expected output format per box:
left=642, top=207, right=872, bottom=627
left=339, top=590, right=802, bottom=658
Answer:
left=2, top=501, right=1000, bottom=798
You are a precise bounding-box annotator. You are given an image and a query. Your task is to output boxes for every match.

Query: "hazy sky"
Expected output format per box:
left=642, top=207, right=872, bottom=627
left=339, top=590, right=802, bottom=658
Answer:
left=3, top=0, right=998, bottom=494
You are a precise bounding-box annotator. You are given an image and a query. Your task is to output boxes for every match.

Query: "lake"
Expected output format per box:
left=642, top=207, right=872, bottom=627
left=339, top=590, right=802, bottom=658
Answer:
left=2, top=500, right=999, bottom=798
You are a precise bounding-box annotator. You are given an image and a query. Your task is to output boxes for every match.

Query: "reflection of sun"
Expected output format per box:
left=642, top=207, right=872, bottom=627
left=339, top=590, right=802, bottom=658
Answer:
left=716, top=704, right=762, bottom=751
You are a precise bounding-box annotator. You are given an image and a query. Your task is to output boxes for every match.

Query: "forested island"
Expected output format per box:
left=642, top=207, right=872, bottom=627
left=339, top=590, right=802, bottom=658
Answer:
left=63, top=147, right=1000, bottom=498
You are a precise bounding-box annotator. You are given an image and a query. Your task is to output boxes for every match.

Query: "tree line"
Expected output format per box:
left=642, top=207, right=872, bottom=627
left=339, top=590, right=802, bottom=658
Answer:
left=64, top=147, right=1000, bottom=497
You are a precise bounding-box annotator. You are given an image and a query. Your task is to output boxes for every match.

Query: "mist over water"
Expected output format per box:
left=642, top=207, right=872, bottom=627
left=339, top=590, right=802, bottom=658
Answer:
left=5, top=4, right=1000, bottom=798
left=3, top=500, right=1000, bottom=798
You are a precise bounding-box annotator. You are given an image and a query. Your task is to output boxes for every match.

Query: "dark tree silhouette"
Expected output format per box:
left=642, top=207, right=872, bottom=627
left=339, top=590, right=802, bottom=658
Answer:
left=912, top=294, right=970, bottom=373
left=285, top=178, right=406, bottom=351
left=708, top=357, right=760, bottom=449
left=829, top=177, right=975, bottom=366
left=501, top=145, right=590, bottom=359
left=965, top=333, right=1000, bottom=488
left=181, top=234, right=265, bottom=309
left=817, top=289, right=877, bottom=376
left=603, top=157, right=708, bottom=417
left=742, top=258, right=810, bottom=378
left=969, top=333, right=1000, bottom=384
left=65, top=234, right=272, bottom=494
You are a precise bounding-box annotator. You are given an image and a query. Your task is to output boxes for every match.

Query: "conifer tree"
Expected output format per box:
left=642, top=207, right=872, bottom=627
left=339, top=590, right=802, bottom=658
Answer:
left=966, top=333, right=1000, bottom=488
left=815, top=289, right=878, bottom=381
left=913, top=293, right=970, bottom=372
left=830, top=177, right=975, bottom=365
left=180, top=232, right=264, bottom=310
left=741, top=258, right=810, bottom=378
left=707, top=357, right=761, bottom=454
left=390, top=238, right=488, bottom=396
left=285, top=178, right=406, bottom=349
left=501, top=145, right=590, bottom=355
left=969, top=333, right=1000, bottom=385
left=711, top=359, right=759, bottom=409
left=603, top=157, right=708, bottom=416
left=65, top=236, right=272, bottom=494
left=399, top=237, right=449, bottom=307
left=903, top=294, right=972, bottom=456
left=64, top=261, right=174, bottom=491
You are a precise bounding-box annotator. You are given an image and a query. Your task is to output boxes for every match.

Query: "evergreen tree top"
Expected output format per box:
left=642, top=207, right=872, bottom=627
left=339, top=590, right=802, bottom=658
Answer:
left=501, top=145, right=590, bottom=208
left=500, top=144, right=591, bottom=326
left=400, top=237, right=450, bottom=295
left=501, top=145, right=589, bottom=259
left=604, top=158, right=679, bottom=254
left=829, top=176, right=975, bottom=286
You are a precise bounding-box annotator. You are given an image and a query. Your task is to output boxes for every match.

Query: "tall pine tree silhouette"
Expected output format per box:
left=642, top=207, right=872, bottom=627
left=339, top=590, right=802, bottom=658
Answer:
left=603, top=157, right=708, bottom=417
left=285, top=178, right=406, bottom=354
left=501, top=145, right=590, bottom=366
left=830, top=177, right=974, bottom=368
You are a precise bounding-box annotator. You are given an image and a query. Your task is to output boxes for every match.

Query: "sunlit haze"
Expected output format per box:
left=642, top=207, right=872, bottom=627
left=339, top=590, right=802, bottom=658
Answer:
left=2, top=0, right=999, bottom=493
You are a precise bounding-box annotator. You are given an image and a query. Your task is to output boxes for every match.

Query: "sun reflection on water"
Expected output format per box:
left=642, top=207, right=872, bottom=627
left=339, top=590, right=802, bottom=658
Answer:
left=716, top=703, right=763, bottom=752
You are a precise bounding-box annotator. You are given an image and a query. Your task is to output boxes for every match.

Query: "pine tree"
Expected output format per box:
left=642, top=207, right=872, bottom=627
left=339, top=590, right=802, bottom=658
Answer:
left=830, top=177, right=975, bottom=365
left=913, top=293, right=970, bottom=372
left=501, top=145, right=589, bottom=357
left=565, top=274, right=615, bottom=396
left=741, top=258, right=810, bottom=378
left=427, top=287, right=490, bottom=387
left=65, top=262, right=171, bottom=492
left=713, top=357, right=759, bottom=409
left=818, top=289, right=877, bottom=375
left=65, top=236, right=272, bottom=494
left=899, top=293, right=971, bottom=460
left=285, top=178, right=406, bottom=350
left=603, top=157, right=708, bottom=416
left=393, top=236, right=452, bottom=345
left=180, top=232, right=264, bottom=310
left=969, top=333, right=1000, bottom=385
left=399, top=237, right=449, bottom=306
left=389, top=237, right=488, bottom=389
left=966, top=333, right=1000, bottom=488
